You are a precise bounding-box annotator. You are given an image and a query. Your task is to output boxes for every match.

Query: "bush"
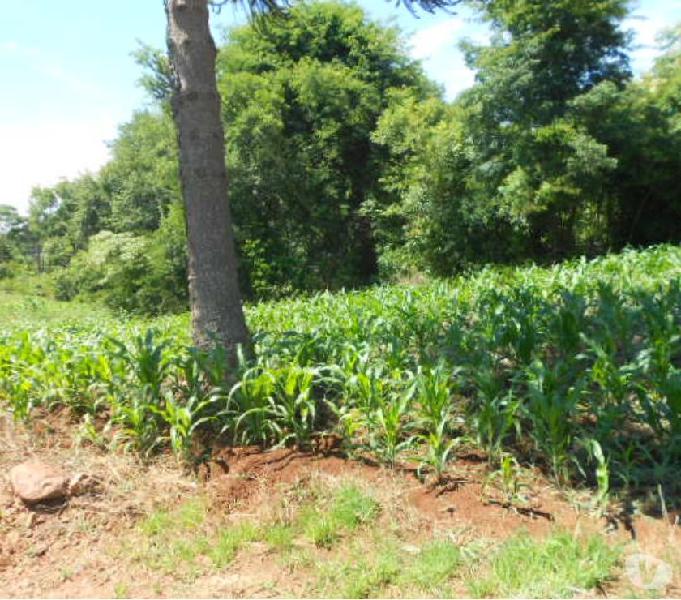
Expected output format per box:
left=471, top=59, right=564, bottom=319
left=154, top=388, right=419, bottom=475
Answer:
left=54, top=225, right=187, bottom=315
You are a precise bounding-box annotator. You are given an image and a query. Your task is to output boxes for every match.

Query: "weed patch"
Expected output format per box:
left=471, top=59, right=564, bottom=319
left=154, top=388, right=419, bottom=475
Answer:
left=127, top=498, right=259, bottom=580
left=296, top=483, right=380, bottom=549
left=467, top=531, right=621, bottom=598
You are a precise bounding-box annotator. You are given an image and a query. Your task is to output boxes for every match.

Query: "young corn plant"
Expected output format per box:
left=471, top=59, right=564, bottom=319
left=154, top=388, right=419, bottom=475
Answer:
left=110, top=389, right=163, bottom=455
left=109, top=329, right=170, bottom=403
left=224, top=367, right=278, bottom=446
left=170, top=350, right=205, bottom=402
left=1, top=333, right=46, bottom=420
left=268, top=365, right=319, bottom=449
left=418, top=420, right=459, bottom=483
left=3, top=242, right=681, bottom=489
left=524, top=360, right=584, bottom=484
left=411, top=365, right=459, bottom=482
left=578, top=337, right=637, bottom=447
left=152, top=391, right=219, bottom=460
left=586, top=439, right=611, bottom=516
left=483, top=453, right=529, bottom=508
left=467, top=363, right=521, bottom=464
left=370, top=373, right=416, bottom=468
left=550, top=292, right=587, bottom=359
left=4, top=380, right=34, bottom=422
left=75, top=413, right=112, bottom=450
left=634, top=373, right=676, bottom=440
left=338, top=364, right=393, bottom=445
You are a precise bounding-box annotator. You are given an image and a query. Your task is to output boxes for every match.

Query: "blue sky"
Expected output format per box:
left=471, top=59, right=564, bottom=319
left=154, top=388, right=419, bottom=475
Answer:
left=1, top=1, right=680, bottom=213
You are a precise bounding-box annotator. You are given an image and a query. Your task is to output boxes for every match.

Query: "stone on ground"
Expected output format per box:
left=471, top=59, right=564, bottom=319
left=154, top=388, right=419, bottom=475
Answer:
left=9, top=461, right=67, bottom=504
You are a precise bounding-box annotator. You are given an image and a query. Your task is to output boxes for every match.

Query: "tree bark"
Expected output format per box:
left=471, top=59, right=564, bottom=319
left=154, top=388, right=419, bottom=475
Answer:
left=165, top=0, right=250, bottom=355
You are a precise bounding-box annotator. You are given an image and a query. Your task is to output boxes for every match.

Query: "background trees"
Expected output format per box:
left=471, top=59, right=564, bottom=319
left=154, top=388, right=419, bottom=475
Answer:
left=220, top=1, right=439, bottom=296
left=372, top=0, right=681, bottom=275
left=3, top=0, right=680, bottom=316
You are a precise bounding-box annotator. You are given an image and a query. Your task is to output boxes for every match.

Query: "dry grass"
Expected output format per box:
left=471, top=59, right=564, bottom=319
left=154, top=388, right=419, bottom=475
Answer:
left=1, top=411, right=680, bottom=598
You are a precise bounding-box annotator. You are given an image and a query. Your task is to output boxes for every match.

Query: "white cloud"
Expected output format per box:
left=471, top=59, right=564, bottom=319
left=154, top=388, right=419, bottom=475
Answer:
left=0, top=42, right=128, bottom=213
left=0, top=117, right=118, bottom=213
left=420, top=52, right=476, bottom=100
left=408, top=15, right=489, bottom=100
left=409, top=17, right=467, bottom=60
left=625, top=13, right=671, bottom=74
left=408, top=7, right=676, bottom=99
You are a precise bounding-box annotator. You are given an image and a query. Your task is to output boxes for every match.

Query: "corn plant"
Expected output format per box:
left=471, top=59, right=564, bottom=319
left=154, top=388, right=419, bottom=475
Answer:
left=411, top=365, right=459, bottom=481
left=224, top=367, right=278, bottom=446
left=584, top=439, right=610, bottom=516
left=109, top=329, right=170, bottom=402
left=524, top=360, right=584, bottom=483
left=2, top=243, right=681, bottom=498
left=659, top=369, right=681, bottom=437
left=370, top=373, right=416, bottom=468
left=467, top=362, right=521, bottom=463
left=340, top=365, right=393, bottom=442
left=267, top=365, right=319, bottom=448
left=152, top=391, right=220, bottom=460
left=418, top=420, right=459, bottom=482
left=483, top=453, right=529, bottom=508
left=110, top=390, right=163, bottom=455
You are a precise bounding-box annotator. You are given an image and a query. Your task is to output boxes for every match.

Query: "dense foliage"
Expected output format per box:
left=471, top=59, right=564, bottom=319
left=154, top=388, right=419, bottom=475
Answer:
left=218, top=2, right=438, bottom=296
left=2, top=245, right=681, bottom=508
left=373, top=0, right=681, bottom=275
left=0, top=1, right=680, bottom=314
left=1, top=2, right=441, bottom=310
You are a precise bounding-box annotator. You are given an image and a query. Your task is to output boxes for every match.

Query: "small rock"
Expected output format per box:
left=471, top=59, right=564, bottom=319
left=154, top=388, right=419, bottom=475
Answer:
left=9, top=461, right=67, bottom=505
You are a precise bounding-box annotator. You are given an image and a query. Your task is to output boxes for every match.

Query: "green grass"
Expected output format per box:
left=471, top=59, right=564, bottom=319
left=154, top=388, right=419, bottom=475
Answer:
left=308, top=532, right=467, bottom=598
left=263, top=522, right=296, bottom=551
left=0, top=290, right=111, bottom=329
left=125, top=482, right=381, bottom=583
left=116, top=478, right=626, bottom=598
left=129, top=498, right=261, bottom=580
left=467, top=531, right=621, bottom=598
left=401, top=540, right=464, bottom=592
left=207, top=522, right=261, bottom=568
left=113, top=582, right=130, bottom=599
left=311, top=537, right=402, bottom=598
left=299, top=484, right=380, bottom=548
left=140, top=497, right=206, bottom=536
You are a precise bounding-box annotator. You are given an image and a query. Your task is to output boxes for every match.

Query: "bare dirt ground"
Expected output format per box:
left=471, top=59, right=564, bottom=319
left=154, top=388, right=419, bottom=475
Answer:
left=1, top=411, right=679, bottom=598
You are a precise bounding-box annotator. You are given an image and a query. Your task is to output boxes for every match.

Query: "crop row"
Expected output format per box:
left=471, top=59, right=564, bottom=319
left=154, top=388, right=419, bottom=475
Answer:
left=2, top=245, right=680, bottom=505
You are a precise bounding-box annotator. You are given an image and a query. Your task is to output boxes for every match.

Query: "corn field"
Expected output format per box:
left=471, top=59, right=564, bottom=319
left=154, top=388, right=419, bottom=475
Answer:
left=2, top=245, right=681, bottom=503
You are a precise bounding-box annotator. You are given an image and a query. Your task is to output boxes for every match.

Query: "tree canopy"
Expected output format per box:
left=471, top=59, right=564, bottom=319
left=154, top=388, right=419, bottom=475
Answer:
left=2, top=0, right=680, bottom=315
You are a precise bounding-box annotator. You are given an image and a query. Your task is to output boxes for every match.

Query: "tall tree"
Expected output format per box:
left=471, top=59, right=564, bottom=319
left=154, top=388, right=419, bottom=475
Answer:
left=164, top=0, right=459, bottom=355
left=220, top=2, right=439, bottom=298
left=165, top=0, right=250, bottom=353
left=373, top=0, right=632, bottom=276
left=459, top=0, right=631, bottom=260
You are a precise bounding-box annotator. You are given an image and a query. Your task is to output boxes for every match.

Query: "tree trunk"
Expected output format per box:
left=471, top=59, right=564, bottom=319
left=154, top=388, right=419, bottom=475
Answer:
left=165, top=0, right=250, bottom=355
